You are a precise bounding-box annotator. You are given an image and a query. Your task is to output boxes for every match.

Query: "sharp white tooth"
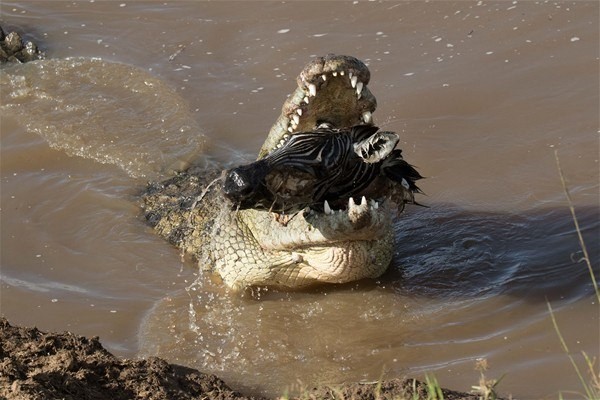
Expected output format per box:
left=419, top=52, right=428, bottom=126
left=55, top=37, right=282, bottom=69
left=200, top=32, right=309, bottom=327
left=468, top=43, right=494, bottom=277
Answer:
left=292, top=114, right=300, bottom=125
left=332, top=71, right=338, bottom=77
left=291, top=252, right=303, bottom=263
left=362, top=111, right=372, bottom=123
left=356, top=81, right=363, bottom=96
left=288, top=126, right=293, bottom=132
left=340, top=70, right=345, bottom=76
left=324, top=200, right=332, bottom=215
left=308, top=83, right=317, bottom=97
left=283, top=134, right=289, bottom=139
left=296, top=108, right=303, bottom=116
left=348, top=197, right=356, bottom=209
left=321, top=74, right=327, bottom=81
left=361, top=196, right=367, bottom=206
left=350, top=75, right=358, bottom=88
left=303, top=96, right=310, bottom=104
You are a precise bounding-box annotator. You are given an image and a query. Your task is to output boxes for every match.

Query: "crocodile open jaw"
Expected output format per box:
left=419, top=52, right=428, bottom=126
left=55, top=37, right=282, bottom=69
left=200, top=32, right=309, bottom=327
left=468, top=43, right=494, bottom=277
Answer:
left=250, top=54, right=392, bottom=222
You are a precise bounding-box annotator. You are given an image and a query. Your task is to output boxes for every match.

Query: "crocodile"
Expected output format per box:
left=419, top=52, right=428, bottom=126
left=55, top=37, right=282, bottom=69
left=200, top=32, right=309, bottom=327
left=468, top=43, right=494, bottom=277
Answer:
left=142, top=54, right=422, bottom=290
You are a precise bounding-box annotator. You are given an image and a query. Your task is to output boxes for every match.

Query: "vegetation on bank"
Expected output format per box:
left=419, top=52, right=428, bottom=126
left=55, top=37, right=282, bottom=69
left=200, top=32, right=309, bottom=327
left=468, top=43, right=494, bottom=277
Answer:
left=549, top=151, right=599, bottom=400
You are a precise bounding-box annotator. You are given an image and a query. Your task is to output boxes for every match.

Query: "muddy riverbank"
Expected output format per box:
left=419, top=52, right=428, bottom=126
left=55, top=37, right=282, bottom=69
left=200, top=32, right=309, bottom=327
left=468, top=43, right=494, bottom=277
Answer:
left=1, top=318, right=485, bottom=400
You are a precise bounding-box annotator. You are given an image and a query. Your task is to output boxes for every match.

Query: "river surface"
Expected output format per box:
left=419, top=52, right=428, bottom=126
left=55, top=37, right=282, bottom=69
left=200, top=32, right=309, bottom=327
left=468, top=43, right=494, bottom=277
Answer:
left=1, top=2, right=598, bottom=398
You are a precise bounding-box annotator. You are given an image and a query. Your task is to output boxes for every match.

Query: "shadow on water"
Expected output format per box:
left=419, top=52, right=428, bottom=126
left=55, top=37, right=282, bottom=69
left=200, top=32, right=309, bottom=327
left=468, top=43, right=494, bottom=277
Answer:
left=192, top=200, right=599, bottom=308
left=382, top=203, right=599, bottom=303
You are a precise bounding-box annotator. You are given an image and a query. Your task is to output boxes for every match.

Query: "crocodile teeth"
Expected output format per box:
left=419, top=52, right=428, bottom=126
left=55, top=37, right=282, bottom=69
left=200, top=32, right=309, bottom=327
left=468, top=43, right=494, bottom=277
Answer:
left=296, top=108, right=303, bottom=116
left=356, top=81, right=363, bottom=99
left=340, top=70, right=345, bottom=76
left=369, top=199, right=380, bottom=210
left=321, top=74, right=327, bottom=81
left=308, top=83, right=317, bottom=97
left=332, top=71, right=338, bottom=77
left=347, top=195, right=370, bottom=223
left=303, top=96, right=309, bottom=104
left=348, top=197, right=356, bottom=208
left=292, top=114, right=300, bottom=125
left=362, top=111, right=372, bottom=124
left=287, top=126, right=293, bottom=132
left=350, top=75, right=358, bottom=88
left=324, top=200, right=332, bottom=215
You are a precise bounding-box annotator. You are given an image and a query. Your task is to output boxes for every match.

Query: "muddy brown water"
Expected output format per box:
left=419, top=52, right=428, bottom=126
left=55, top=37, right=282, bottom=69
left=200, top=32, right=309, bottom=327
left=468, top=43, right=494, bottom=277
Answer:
left=1, top=1, right=598, bottom=398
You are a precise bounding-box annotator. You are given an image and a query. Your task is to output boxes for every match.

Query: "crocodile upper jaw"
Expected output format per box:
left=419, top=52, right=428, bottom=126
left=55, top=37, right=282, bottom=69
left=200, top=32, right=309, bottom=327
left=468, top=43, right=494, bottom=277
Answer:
left=258, top=54, right=377, bottom=159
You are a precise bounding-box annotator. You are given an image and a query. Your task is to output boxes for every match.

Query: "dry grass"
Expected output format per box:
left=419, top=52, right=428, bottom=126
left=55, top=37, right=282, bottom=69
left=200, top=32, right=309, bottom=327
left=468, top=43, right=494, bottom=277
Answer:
left=551, top=150, right=599, bottom=400
left=470, top=359, right=504, bottom=400
left=553, top=150, right=599, bottom=303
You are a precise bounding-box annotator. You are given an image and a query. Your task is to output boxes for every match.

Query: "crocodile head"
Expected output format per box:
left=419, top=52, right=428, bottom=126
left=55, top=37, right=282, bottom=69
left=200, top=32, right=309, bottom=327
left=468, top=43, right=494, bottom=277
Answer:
left=215, top=55, right=419, bottom=289
left=142, top=54, right=421, bottom=290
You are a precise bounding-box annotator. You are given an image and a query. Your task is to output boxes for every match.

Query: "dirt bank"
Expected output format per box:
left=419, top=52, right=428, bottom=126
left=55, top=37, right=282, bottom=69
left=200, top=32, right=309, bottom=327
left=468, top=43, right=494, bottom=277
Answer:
left=0, top=318, right=485, bottom=400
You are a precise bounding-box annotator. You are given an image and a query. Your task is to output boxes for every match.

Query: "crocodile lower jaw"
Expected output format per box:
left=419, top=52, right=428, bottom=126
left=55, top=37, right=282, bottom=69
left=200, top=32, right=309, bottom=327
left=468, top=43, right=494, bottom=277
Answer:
left=241, top=195, right=395, bottom=251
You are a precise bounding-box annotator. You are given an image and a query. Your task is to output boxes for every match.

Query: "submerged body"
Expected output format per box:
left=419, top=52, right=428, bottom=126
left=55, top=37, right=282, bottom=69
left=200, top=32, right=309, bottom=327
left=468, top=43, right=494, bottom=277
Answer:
left=142, top=55, right=422, bottom=290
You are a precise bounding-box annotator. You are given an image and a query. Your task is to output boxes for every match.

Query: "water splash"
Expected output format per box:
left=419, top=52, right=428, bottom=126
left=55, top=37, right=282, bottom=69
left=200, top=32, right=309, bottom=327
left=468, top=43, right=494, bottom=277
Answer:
left=0, top=57, right=206, bottom=180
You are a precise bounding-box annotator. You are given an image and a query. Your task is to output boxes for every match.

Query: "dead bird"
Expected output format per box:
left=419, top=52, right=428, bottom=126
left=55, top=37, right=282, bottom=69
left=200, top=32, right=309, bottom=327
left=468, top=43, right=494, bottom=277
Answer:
left=222, top=124, right=423, bottom=215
